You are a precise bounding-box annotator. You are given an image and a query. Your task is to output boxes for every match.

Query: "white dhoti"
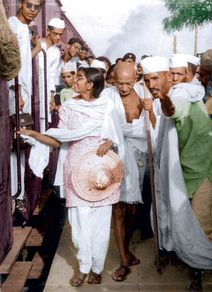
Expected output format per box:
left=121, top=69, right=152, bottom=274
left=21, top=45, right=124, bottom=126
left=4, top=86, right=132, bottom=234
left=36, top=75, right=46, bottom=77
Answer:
left=68, top=206, right=112, bottom=274
left=100, top=85, right=157, bottom=203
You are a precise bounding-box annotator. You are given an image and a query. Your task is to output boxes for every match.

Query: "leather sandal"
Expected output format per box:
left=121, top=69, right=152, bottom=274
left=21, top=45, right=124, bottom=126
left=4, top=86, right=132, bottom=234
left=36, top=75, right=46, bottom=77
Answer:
left=111, top=266, right=131, bottom=281
left=70, top=272, right=86, bottom=287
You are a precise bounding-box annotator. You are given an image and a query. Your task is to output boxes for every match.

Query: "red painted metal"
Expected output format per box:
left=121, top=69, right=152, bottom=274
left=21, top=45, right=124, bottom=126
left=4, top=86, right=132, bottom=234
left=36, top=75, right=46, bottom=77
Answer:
left=0, top=79, right=13, bottom=264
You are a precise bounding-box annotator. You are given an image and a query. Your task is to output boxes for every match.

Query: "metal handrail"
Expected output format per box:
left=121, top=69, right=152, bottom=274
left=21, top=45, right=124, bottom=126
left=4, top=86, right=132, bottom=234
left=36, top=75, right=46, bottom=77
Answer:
left=41, top=48, right=48, bottom=131
left=12, top=76, right=22, bottom=199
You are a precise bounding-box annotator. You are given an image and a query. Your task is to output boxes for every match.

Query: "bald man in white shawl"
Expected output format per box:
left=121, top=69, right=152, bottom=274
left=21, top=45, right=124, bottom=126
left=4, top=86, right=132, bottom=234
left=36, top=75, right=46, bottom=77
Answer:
left=101, top=62, right=157, bottom=281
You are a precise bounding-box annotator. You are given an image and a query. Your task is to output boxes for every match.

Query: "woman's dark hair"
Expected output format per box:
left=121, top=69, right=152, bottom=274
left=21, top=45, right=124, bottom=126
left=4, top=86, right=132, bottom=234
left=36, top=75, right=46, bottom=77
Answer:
left=106, top=64, right=115, bottom=82
left=78, top=67, right=105, bottom=98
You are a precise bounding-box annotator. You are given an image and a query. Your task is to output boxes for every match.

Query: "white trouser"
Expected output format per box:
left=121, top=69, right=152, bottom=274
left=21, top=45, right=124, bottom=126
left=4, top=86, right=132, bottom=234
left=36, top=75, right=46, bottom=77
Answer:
left=68, top=205, right=112, bottom=274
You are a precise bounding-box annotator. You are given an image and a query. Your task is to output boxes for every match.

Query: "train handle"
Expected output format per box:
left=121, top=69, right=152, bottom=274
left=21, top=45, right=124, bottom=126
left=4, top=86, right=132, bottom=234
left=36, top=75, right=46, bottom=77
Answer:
left=12, top=76, right=22, bottom=199
left=41, top=48, right=49, bottom=131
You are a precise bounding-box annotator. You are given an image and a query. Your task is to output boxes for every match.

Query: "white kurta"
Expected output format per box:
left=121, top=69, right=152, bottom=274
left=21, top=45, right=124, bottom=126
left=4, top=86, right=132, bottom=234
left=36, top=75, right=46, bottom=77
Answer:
left=8, top=16, right=32, bottom=114
left=38, top=41, right=62, bottom=131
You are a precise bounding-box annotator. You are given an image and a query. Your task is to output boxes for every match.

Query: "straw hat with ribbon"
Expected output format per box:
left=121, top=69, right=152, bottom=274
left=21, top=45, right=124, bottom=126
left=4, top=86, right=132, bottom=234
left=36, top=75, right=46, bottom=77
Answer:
left=71, top=149, right=124, bottom=202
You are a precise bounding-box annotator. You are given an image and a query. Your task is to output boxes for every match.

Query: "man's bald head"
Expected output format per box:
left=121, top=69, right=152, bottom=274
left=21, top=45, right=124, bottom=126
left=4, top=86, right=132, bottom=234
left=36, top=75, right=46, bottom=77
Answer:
left=114, top=62, right=137, bottom=97
left=114, top=61, right=136, bottom=80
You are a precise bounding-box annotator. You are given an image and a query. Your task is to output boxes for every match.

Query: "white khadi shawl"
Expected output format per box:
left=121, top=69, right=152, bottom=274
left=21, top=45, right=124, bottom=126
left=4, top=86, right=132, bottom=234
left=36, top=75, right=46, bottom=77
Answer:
left=155, top=115, right=212, bottom=269
left=100, top=84, right=157, bottom=203
left=23, top=96, right=124, bottom=190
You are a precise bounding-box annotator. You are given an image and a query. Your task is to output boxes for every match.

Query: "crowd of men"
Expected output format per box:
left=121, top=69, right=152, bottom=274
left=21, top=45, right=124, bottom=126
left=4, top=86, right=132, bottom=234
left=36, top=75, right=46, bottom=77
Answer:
left=1, top=0, right=212, bottom=290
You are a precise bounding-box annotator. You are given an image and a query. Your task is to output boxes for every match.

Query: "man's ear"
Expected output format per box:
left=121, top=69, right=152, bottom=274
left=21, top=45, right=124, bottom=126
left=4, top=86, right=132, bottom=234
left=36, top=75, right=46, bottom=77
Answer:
left=47, top=28, right=52, bottom=36
left=166, top=71, right=172, bottom=82
left=187, top=66, right=192, bottom=76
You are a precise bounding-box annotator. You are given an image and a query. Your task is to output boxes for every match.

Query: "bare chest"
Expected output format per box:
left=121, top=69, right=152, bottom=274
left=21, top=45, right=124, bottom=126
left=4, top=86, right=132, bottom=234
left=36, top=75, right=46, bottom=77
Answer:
left=122, top=93, right=143, bottom=123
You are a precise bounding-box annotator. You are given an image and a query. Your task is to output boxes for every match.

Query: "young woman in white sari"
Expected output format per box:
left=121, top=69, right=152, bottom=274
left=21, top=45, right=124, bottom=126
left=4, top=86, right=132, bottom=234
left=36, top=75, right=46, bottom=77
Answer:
left=18, top=67, right=124, bottom=286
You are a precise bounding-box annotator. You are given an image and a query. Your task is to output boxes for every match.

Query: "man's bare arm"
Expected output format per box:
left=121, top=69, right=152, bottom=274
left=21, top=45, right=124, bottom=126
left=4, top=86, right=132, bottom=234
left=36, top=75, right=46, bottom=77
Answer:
left=160, top=95, right=175, bottom=117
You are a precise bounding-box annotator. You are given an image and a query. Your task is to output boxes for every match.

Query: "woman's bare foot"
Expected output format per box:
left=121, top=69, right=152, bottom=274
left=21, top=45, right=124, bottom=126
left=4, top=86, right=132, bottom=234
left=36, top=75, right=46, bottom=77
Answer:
left=87, top=271, right=102, bottom=284
left=70, top=272, right=87, bottom=287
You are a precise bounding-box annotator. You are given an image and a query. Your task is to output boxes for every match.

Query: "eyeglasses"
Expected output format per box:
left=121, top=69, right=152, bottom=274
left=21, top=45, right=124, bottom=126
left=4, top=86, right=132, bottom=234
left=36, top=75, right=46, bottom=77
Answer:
left=24, top=2, right=41, bottom=11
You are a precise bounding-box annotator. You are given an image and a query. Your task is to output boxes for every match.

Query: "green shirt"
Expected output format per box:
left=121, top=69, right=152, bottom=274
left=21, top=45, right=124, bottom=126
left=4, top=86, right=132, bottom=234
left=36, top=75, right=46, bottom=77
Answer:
left=170, top=86, right=212, bottom=198
left=60, top=87, right=74, bottom=104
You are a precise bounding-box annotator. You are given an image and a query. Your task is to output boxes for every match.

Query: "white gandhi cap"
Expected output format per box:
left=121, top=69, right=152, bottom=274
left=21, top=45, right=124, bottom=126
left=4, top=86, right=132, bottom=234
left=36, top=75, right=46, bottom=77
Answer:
left=90, top=59, right=106, bottom=71
left=48, top=18, right=65, bottom=29
left=170, top=54, right=188, bottom=68
left=61, top=62, right=76, bottom=73
left=170, top=53, right=200, bottom=68
left=141, top=56, right=169, bottom=74
left=184, top=54, right=200, bottom=66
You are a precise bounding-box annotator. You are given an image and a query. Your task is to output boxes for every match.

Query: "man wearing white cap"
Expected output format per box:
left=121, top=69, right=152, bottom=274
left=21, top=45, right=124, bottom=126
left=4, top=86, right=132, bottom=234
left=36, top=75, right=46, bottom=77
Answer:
left=142, top=56, right=212, bottom=290
left=170, top=54, right=188, bottom=85
left=169, top=54, right=205, bottom=113
left=170, top=53, right=201, bottom=85
left=60, top=62, right=77, bottom=104
left=38, top=17, right=65, bottom=132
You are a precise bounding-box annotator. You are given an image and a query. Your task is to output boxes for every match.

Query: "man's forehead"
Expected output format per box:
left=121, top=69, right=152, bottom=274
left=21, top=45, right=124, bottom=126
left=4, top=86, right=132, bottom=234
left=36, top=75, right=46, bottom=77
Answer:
left=50, top=27, right=64, bottom=33
left=115, top=78, right=135, bottom=83
left=23, top=0, right=41, bottom=4
left=144, top=71, right=168, bottom=81
left=170, top=67, right=187, bottom=73
left=144, top=72, right=160, bottom=78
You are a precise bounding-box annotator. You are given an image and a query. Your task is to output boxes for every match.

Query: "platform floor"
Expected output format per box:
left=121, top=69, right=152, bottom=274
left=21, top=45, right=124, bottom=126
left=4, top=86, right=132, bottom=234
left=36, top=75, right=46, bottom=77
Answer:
left=44, top=220, right=212, bottom=292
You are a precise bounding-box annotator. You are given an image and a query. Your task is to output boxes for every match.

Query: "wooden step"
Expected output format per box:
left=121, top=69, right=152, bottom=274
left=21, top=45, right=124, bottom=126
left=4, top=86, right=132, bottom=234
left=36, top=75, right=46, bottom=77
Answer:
left=28, top=252, right=44, bottom=279
left=25, top=228, right=43, bottom=247
left=33, top=189, right=52, bottom=215
left=0, top=227, right=32, bottom=274
left=1, top=261, right=32, bottom=292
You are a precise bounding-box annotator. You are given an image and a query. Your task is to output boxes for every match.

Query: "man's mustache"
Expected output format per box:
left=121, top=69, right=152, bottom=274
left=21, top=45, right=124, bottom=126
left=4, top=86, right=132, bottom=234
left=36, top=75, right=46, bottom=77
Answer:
left=149, top=88, right=158, bottom=94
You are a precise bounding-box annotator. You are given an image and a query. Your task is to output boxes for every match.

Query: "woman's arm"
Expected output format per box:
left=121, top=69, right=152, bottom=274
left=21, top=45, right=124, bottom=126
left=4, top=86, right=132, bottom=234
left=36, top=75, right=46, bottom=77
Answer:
left=18, top=128, right=61, bottom=148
